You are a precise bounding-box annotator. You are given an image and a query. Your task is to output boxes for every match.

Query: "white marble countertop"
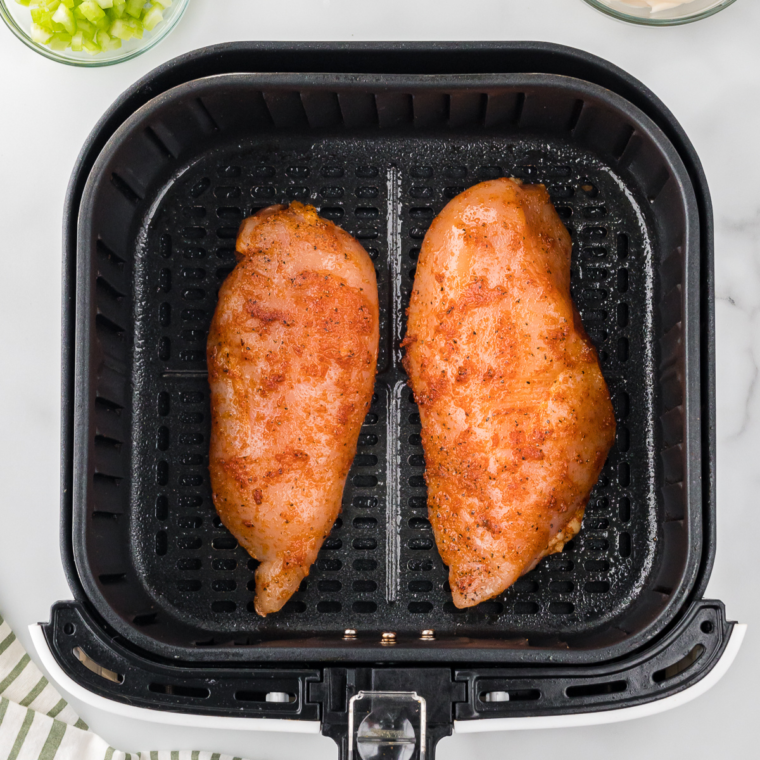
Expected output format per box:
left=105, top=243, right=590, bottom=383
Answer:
left=0, top=1, right=757, bottom=758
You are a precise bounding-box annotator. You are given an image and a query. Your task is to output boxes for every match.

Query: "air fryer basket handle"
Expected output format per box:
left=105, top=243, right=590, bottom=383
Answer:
left=322, top=709, right=451, bottom=760
left=316, top=671, right=463, bottom=759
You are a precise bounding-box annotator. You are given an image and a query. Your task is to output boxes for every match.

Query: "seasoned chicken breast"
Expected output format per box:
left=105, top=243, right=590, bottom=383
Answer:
left=208, top=203, right=379, bottom=616
left=402, top=178, right=615, bottom=609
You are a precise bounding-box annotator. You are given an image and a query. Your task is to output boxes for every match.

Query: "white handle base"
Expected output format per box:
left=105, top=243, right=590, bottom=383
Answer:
left=28, top=624, right=321, bottom=734
left=454, top=623, right=747, bottom=734
left=30, top=622, right=746, bottom=736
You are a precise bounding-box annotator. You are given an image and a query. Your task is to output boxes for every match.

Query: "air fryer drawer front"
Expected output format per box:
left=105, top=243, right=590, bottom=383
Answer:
left=42, top=599, right=736, bottom=760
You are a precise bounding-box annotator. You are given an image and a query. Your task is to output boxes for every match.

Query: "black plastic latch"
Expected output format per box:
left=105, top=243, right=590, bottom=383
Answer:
left=314, top=668, right=466, bottom=759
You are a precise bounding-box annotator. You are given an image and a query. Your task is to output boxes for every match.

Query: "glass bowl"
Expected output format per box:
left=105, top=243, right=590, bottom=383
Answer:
left=582, top=0, right=738, bottom=25
left=0, top=0, right=189, bottom=66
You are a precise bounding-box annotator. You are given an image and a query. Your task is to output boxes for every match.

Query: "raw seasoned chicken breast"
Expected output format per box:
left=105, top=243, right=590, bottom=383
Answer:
left=402, top=178, right=615, bottom=608
left=208, top=203, right=379, bottom=615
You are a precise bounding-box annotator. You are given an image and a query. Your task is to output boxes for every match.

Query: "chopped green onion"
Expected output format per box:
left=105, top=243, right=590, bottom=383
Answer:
left=18, top=0, right=172, bottom=55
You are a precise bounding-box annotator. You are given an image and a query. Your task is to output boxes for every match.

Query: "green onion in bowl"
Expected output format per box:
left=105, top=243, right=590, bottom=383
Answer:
left=0, top=0, right=188, bottom=65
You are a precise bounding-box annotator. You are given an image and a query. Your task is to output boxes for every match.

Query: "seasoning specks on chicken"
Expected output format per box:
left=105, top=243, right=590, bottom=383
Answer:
left=208, top=203, right=379, bottom=616
left=402, top=178, right=616, bottom=609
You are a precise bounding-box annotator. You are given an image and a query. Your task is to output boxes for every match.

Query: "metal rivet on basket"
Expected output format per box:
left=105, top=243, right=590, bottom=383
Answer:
left=381, top=632, right=396, bottom=645
left=420, top=629, right=435, bottom=641
left=343, top=629, right=357, bottom=640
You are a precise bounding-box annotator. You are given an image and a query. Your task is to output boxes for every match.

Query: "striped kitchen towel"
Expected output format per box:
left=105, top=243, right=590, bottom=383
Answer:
left=0, top=614, right=249, bottom=760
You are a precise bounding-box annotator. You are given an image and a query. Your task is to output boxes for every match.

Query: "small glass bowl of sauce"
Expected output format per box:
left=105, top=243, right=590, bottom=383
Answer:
left=582, top=0, right=738, bottom=25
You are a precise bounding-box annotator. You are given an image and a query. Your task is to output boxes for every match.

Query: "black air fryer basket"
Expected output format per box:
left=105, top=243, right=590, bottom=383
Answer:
left=44, top=43, right=737, bottom=759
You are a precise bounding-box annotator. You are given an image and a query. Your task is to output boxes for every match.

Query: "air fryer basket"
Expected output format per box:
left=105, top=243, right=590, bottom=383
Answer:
left=71, top=72, right=700, bottom=663
left=47, top=44, right=731, bottom=758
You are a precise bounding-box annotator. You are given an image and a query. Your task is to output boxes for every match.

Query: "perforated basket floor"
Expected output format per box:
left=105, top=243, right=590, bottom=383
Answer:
left=72, top=73, right=702, bottom=662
